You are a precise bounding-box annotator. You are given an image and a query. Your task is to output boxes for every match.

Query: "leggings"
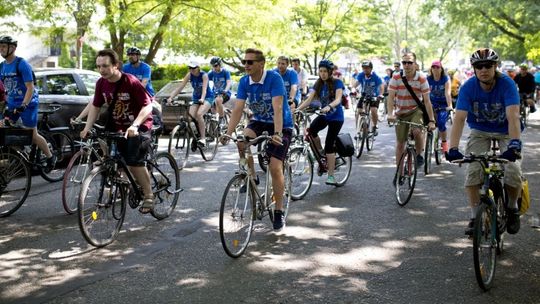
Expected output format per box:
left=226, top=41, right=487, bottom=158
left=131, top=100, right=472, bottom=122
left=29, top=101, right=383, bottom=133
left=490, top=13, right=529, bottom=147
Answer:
left=308, top=115, right=344, bottom=154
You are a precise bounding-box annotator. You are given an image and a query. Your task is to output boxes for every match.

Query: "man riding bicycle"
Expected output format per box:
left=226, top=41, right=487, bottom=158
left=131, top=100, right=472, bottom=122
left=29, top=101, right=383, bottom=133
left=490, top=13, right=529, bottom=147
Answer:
left=208, top=56, right=232, bottom=125
left=274, top=56, right=300, bottom=113
left=513, top=63, right=537, bottom=113
left=354, top=60, right=384, bottom=136
left=446, top=48, right=522, bottom=236
left=222, top=48, right=293, bottom=232
left=80, top=49, right=155, bottom=214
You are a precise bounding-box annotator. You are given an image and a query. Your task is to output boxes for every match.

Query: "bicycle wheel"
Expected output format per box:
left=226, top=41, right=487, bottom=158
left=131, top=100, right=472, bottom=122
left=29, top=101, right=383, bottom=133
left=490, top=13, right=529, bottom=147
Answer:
left=168, top=123, right=190, bottom=169
left=395, top=149, right=417, bottom=206
left=355, top=119, right=367, bottom=159
left=219, top=174, right=255, bottom=258
left=366, top=129, right=375, bottom=151
left=333, top=153, right=352, bottom=187
left=40, top=132, right=75, bottom=182
left=0, top=151, right=31, bottom=217
left=257, top=139, right=268, bottom=173
left=200, top=119, right=219, bottom=161
left=62, top=149, right=93, bottom=215
left=434, top=129, right=442, bottom=165
left=424, top=131, right=433, bottom=175
left=78, top=166, right=126, bottom=247
left=150, top=152, right=181, bottom=220
left=288, top=146, right=314, bottom=200
left=473, top=203, right=497, bottom=291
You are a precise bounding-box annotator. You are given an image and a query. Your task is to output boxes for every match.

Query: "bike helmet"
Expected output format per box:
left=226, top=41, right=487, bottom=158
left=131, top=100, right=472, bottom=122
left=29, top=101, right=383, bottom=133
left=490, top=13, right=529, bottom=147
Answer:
left=0, top=35, right=17, bottom=46
left=470, top=48, right=499, bottom=66
left=361, top=60, right=373, bottom=68
left=318, top=59, right=334, bottom=70
left=126, top=47, right=141, bottom=55
left=519, top=63, right=528, bottom=69
left=210, top=56, right=222, bottom=66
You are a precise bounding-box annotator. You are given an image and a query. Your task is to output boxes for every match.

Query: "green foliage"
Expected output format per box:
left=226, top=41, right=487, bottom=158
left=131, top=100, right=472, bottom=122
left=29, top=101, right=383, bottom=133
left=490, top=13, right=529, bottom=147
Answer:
left=58, top=43, right=75, bottom=68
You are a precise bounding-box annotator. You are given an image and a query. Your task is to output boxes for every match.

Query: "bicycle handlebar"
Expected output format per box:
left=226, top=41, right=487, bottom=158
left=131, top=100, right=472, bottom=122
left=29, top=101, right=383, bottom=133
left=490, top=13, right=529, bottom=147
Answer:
left=388, top=119, right=426, bottom=129
left=451, top=154, right=509, bottom=165
left=220, top=132, right=280, bottom=148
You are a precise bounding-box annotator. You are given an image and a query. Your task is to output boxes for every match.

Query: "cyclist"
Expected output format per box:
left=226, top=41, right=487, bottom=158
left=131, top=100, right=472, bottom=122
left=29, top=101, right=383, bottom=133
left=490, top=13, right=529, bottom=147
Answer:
left=534, top=66, right=540, bottom=103
left=448, top=69, right=461, bottom=108
left=80, top=49, right=155, bottom=214
left=167, top=61, right=214, bottom=147
left=392, top=61, right=401, bottom=75
left=446, top=48, right=522, bottom=236
left=291, top=58, right=308, bottom=99
left=387, top=52, right=436, bottom=172
left=222, top=48, right=293, bottom=231
left=0, top=35, right=56, bottom=169
left=208, top=56, right=232, bottom=125
left=122, top=47, right=155, bottom=97
left=513, top=63, right=537, bottom=113
left=274, top=56, right=300, bottom=112
left=427, top=60, right=453, bottom=154
left=354, top=60, right=384, bottom=135
left=296, top=59, right=344, bottom=186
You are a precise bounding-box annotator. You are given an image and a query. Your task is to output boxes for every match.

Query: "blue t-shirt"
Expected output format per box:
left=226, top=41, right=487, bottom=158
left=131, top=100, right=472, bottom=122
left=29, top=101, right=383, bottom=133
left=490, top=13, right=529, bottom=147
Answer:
left=356, top=72, right=383, bottom=97
left=534, top=71, right=540, bottom=84
left=190, top=71, right=214, bottom=100
left=0, top=57, right=39, bottom=108
left=208, top=69, right=231, bottom=97
left=457, top=74, right=520, bottom=133
left=122, top=62, right=155, bottom=96
left=274, top=68, right=300, bottom=103
left=427, top=75, right=449, bottom=107
left=236, top=70, right=293, bottom=129
left=318, top=79, right=345, bottom=122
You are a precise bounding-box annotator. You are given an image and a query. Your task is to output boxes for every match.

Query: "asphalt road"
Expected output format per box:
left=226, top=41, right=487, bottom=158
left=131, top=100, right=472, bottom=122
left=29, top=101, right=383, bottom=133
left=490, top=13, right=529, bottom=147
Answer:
left=1, top=109, right=540, bottom=304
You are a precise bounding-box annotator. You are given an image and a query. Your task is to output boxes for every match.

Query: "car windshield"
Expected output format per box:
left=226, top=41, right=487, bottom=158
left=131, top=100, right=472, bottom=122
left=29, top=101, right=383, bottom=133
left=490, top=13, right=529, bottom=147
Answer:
left=79, top=73, right=100, bottom=95
left=156, top=81, right=193, bottom=97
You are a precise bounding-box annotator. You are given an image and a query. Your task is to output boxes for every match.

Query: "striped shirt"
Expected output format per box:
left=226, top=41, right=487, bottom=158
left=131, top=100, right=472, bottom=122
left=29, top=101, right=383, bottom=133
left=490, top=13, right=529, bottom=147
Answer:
left=388, top=71, right=430, bottom=115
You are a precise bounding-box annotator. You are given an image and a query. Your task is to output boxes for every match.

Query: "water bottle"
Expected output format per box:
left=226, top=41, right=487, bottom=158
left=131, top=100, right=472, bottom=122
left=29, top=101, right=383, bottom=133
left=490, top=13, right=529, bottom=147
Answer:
left=110, top=142, right=117, bottom=157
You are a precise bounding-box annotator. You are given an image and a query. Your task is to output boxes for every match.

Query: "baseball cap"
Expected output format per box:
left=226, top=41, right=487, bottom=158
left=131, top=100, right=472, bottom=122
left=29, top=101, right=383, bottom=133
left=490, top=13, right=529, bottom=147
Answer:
left=431, top=60, right=442, bottom=68
left=188, top=61, right=199, bottom=68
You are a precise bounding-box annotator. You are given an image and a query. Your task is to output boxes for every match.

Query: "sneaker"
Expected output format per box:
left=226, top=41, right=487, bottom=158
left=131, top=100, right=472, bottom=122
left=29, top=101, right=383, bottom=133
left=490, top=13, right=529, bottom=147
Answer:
left=530, top=105, right=537, bottom=113
left=197, top=139, right=206, bottom=147
left=416, top=155, right=424, bottom=167
left=371, top=126, right=378, bottom=136
left=465, top=218, right=475, bottom=236
left=506, top=208, right=521, bottom=234
left=240, top=176, right=259, bottom=193
left=273, top=209, right=285, bottom=231
left=44, top=155, right=57, bottom=172
left=325, top=175, right=337, bottom=185
left=441, top=141, right=449, bottom=154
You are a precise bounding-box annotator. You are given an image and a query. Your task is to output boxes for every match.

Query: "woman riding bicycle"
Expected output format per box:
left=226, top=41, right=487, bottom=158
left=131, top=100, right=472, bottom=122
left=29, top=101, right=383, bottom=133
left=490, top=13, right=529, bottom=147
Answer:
left=427, top=60, right=453, bottom=154
left=296, top=59, right=344, bottom=185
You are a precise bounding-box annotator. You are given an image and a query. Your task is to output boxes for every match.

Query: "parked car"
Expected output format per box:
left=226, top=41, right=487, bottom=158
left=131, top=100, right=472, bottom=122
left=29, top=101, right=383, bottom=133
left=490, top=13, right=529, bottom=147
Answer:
left=34, top=68, right=102, bottom=128
left=154, top=80, right=194, bottom=133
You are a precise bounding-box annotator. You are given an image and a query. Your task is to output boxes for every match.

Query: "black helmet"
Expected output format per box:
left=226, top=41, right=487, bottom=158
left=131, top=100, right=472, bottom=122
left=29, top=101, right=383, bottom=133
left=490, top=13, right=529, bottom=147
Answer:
left=470, top=48, right=499, bottom=66
left=126, top=47, right=141, bottom=55
left=361, top=60, right=373, bottom=68
left=318, top=59, right=334, bottom=70
left=210, top=56, right=222, bottom=66
left=0, top=35, right=17, bottom=47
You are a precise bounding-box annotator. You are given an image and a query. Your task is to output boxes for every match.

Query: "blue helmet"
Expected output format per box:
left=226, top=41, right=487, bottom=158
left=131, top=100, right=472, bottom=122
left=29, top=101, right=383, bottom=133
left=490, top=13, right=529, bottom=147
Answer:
left=318, top=59, right=334, bottom=70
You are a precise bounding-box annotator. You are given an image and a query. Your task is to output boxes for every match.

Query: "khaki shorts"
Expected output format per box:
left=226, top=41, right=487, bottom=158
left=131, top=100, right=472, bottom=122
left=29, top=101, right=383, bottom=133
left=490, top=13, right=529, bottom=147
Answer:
left=464, top=129, right=522, bottom=188
left=395, top=109, right=424, bottom=143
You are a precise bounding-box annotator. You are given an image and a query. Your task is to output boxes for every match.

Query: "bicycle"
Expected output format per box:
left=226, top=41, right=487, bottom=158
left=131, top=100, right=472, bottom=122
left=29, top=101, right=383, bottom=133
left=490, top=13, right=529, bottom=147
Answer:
left=354, top=95, right=378, bottom=159
left=519, top=93, right=532, bottom=127
left=167, top=99, right=220, bottom=169
left=424, top=108, right=452, bottom=175
left=451, top=141, right=509, bottom=291
left=219, top=132, right=292, bottom=258
left=377, top=94, right=388, bottom=122
left=78, top=131, right=181, bottom=247
left=392, top=119, right=427, bottom=206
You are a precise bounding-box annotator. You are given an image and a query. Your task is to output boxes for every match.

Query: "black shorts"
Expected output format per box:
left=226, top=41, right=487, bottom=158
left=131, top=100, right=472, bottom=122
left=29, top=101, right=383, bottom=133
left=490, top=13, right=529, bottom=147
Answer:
left=117, top=131, right=152, bottom=166
left=245, top=120, right=292, bottom=161
left=357, top=96, right=379, bottom=109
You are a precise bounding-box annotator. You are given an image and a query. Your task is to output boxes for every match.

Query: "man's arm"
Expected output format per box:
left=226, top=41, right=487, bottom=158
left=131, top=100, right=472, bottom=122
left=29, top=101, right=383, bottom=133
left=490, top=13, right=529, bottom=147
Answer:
left=167, top=73, right=190, bottom=103
left=272, top=96, right=284, bottom=135
left=449, top=110, right=467, bottom=149
left=22, top=82, right=34, bottom=106
left=289, top=84, right=298, bottom=104
left=226, top=99, right=245, bottom=136
left=506, top=104, right=521, bottom=140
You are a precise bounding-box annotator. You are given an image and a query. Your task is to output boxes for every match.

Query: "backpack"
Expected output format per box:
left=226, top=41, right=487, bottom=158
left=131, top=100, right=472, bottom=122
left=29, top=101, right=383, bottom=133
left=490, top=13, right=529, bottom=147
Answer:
left=0, top=57, right=37, bottom=85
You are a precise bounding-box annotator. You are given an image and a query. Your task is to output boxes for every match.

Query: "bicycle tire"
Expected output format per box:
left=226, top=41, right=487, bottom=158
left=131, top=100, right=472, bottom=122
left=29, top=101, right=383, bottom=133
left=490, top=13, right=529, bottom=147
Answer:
left=62, top=149, right=93, bottom=215
left=168, top=123, right=190, bottom=169
left=356, top=120, right=368, bottom=159
left=39, top=132, right=75, bottom=182
left=333, top=153, right=352, bottom=187
left=366, top=130, right=374, bottom=151
left=473, top=203, right=497, bottom=291
left=395, top=148, right=417, bottom=206
left=0, top=150, right=31, bottom=217
left=200, top=119, right=219, bottom=161
left=78, top=166, right=126, bottom=247
left=257, top=140, right=268, bottom=173
left=288, top=146, right=314, bottom=200
left=219, top=174, right=255, bottom=258
left=150, top=152, right=181, bottom=220
left=424, top=131, right=433, bottom=175
left=434, top=129, right=442, bottom=165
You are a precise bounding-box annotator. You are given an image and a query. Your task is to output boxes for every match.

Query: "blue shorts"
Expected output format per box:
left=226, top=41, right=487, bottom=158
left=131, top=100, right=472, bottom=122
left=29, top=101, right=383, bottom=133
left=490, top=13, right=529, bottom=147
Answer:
left=434, top=108, right=449, bottom=132
left=192, top=98, right=215, bottom=107
left=6, top=103, right=38, bottom=128
left=246, top=120, right=292, bottom=161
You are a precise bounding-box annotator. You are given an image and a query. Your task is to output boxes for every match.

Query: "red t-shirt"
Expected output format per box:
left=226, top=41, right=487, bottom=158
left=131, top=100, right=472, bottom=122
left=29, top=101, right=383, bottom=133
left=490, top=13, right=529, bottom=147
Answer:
left=93, top=73, right=153, bottom=132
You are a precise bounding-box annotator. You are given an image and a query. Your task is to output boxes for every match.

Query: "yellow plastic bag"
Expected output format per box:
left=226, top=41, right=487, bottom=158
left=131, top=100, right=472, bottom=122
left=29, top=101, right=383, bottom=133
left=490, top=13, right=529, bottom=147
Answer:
left=519, top=178, right=530, bottom=215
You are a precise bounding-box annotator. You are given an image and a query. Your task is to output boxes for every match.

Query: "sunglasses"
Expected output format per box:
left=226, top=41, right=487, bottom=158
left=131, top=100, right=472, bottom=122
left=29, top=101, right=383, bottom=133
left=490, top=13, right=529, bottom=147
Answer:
left=473, top=62, right=494, bottom=70
left=241, top=59, right=260, bottom=65
left=188, top=66, right=198, bottom=70
left=401, top=61, right=415, bottom=65
left=431, top=66, right=441, bottom=69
